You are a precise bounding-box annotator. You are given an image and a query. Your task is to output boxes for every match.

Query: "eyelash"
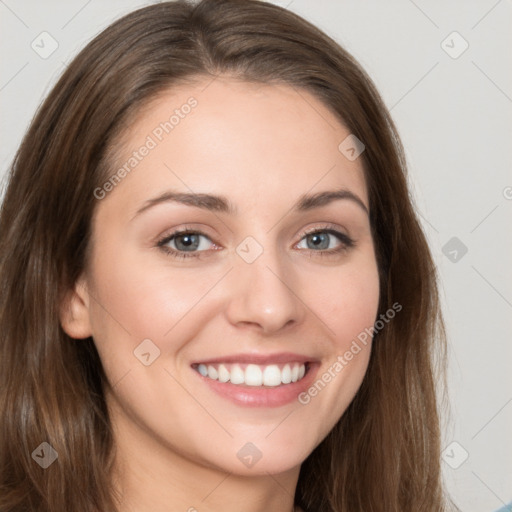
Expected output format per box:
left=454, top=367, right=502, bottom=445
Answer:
left=156, top=224, right=355, bottom=260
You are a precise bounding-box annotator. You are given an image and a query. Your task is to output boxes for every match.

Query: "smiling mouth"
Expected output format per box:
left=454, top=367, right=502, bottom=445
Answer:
left=192, top=362, right=309, bottom=387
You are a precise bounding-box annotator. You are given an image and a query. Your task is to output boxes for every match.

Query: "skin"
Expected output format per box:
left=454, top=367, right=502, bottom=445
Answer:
left=60, top=76, right=380, bottom=512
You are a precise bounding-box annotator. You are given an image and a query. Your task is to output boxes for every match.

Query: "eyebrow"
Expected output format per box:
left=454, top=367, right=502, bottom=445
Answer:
left=132, top=188, right=369, bottom=219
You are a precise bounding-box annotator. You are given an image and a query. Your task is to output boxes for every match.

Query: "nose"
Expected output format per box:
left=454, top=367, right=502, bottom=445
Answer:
left=223, top=245, right=306, bottom=335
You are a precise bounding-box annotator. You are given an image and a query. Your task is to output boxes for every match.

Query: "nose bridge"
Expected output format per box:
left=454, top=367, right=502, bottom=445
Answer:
left=225, top=234, right=303, bottom=333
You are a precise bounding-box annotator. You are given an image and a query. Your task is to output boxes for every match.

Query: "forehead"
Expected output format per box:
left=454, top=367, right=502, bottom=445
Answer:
left=101, top=76, right=369, bottom=216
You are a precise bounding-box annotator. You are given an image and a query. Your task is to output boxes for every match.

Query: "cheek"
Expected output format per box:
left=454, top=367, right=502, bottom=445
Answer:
left=295, top=255, right=379, bottom=419
left=85, top=242, right=234, bottom=388
left=307, top=256, right=381, bottom=347
left=88, top=245, right=217, bottom=338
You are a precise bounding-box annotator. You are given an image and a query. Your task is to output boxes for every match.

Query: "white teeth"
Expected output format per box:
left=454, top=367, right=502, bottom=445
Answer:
left=245, top=364, right=263, bottom=386
left=230, top=364, right=245, bottom=384
left=195, top=362, right=307, bottom=387
left=207, top=365, right=218, bottom=380
left=262, top=365, right=282, bottom=387
left=281, top=364, right=292, bottom=384
left=218, top=364, right=230, bottom=383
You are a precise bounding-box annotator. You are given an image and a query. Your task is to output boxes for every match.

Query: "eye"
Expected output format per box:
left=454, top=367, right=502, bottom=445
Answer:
left=157, top=229, right=216, bottom=259
left=295, top=227, right=355, bottom=256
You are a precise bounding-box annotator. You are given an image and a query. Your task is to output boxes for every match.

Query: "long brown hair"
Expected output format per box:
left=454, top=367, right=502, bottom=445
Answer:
left=0, top=0, right=453, bottom=510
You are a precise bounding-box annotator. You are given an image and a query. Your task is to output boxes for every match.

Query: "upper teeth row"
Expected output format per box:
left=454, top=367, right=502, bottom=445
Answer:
left=196, top=363, right=306, bottom=387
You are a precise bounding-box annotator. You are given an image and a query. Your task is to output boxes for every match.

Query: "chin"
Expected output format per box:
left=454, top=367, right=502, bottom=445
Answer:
left=195, top=433, right=317, bottom=477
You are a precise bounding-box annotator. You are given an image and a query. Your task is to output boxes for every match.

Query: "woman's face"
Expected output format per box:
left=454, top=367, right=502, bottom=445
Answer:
left=67, top=76, right=380, bottom=476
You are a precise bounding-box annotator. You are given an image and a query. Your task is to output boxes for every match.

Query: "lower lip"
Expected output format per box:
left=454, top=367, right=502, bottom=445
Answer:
left=193, top=364, right=319, bottom=408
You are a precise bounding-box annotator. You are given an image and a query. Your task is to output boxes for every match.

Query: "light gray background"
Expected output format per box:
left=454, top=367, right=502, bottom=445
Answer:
left=1, top=1, right=511, bottom=510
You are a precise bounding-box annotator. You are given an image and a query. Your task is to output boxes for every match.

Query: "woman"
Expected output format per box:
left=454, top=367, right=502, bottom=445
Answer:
left=0, top=0, right=454, bottom=510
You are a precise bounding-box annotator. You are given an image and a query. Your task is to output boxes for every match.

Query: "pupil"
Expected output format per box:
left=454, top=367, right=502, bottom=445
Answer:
left=177, top=234, right=199, bottom=251
left=309, top=233, right=328, bottom=250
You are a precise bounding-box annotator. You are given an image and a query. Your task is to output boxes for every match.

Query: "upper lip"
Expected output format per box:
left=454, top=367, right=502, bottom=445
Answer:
left=191, top=352, right=318, bottom=366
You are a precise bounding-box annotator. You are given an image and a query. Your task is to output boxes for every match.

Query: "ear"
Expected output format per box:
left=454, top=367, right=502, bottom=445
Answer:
left=59, top=275, right=93, bottom=339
